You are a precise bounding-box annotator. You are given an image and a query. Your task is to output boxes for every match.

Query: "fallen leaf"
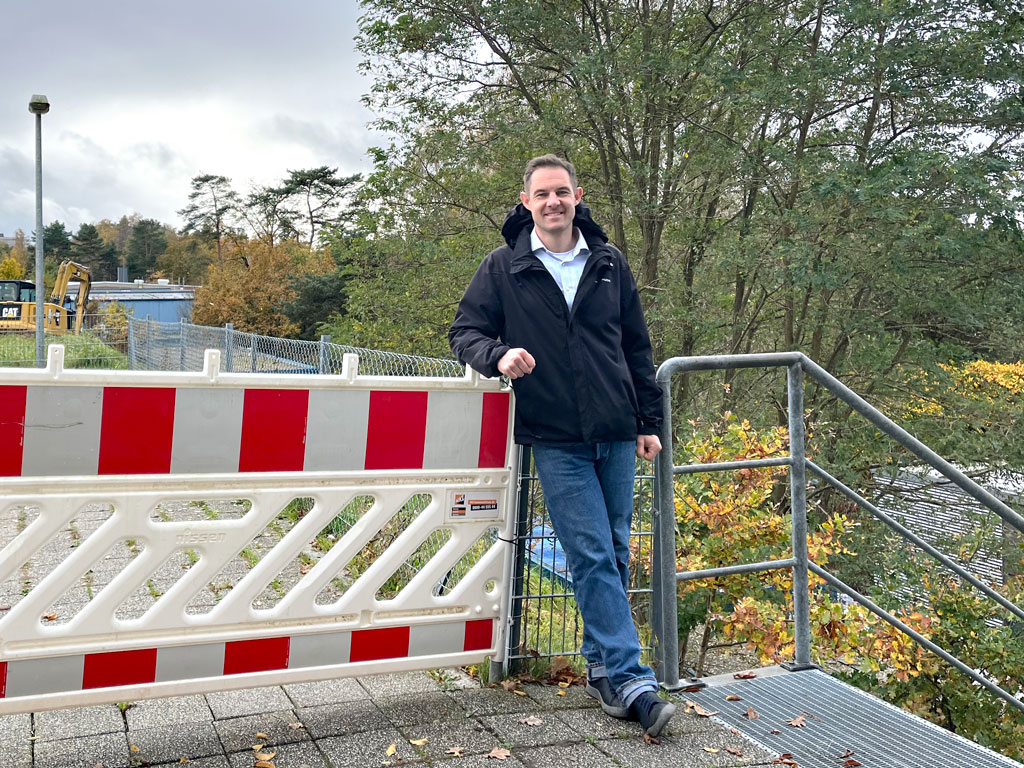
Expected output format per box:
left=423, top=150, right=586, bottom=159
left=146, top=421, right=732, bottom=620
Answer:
left=254, top=762, right=275, bottom=768
left=500, top=679, right=518, bottom=692
left=92, top=763, right=104, bottom=768
left=838, top=750, right=855, bottom=759
left=255, top=732, right=270, bottom=739
left=769, top=729, right=781, bottom=735
left=254, top=752, right=277, bottom=761
left=557, top=681, right=571, bottom=688
left=42, top=612, right=58, bottom=621
left=556, top=690, right=567, bottom=696
left=733, top=672, right=757, bottom=679
left=787, top=714, right=807, bottom=728
left=287, top=722, right=305, bottom=730
left=446, top=746, right=465, bottom=757
left=680, top=684, right=704, bottom=692
left=520, top=716, right=543, bottom=726
left=703, top=747, right=720, bottom=753
left=726, top=747, right=744, bottom=756
left=130, top=745, right=141, bottom=752
left=842, top=761, right=862, bottom=767
left=251, top=744, right=265, bottom=750
left=744, top=706, right=760, bottom=720
left=691, top=703, right=718, bottom=717
left=773, top=760, right=798, bottom=767
left=409, top=737, right=429, bottom=746
left=298, top=562, right=311, bottom=574
left=730, top=728, right=741, bottom=736
left=513, top=689, right=527, bottom=696
left=725, top=695, right=743, bottom=701
left=642, top=732, right=660, bottom=745
left=486, top=746, right=512, bottom=760
left=386, top=743, right=398, bottom=757
left=179, top=759, right=189, bottom=764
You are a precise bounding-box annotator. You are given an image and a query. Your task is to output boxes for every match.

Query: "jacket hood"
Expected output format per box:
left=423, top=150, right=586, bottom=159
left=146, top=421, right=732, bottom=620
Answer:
left=501, top=201, right=609, bottom=247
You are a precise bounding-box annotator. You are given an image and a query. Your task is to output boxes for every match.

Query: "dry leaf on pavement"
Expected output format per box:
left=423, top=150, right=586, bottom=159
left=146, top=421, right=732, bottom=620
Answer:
left=409, top=737, right=429, bottom=746
left=500, top=679, right=518, bottom=692
left=726, top=747, right=744, bottom=756
left=513, top=690, right=528, bottom=696
left=130, top=745, right=140, bottom=752
left=386, top=743, right=398, bottom=757
left=446, top=746, right=465, bottom=757
left=254, top=752, right=276, bottom=761
left=703, top=747, right=720, bottom=753
left=486, top=746, right=512, bottom=760
left=725, top=695, right=743, bottom=701
left=287, top=722, right=305, bottom=730
left=556, top=690, right=567, bottom=696
left=733, top=672, right=757, bottom=679
left=520, top=716, right=543, bottom=726
left=254, top=762, right=275, bottom=768
left=837, top=750, right=855, bottom=759
left=255, top=732, right=270, bottom=739
left=685, top=701, right=718, bottom=717
left=642, top=732, right=660, bottom=745
left=787, top=714, right=807, bottom=728
left=842, top=761, right=862, bottom=767
left=743, top=706, right=760, bottom=720
left=769, top=728, right=781, bottom=734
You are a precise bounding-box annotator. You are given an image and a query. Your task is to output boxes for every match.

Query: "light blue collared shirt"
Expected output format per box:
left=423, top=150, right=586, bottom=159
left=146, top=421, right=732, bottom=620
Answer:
left=531, top=228, right=591, bottom=310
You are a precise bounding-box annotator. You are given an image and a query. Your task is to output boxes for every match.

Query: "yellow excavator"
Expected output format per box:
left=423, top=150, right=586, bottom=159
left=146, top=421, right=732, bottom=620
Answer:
left=0, top=260, right=92, bottom=333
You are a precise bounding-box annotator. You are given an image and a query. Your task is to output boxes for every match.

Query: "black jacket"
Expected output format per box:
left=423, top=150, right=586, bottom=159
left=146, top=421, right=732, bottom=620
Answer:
left=449, top=202, right=662, bottom=444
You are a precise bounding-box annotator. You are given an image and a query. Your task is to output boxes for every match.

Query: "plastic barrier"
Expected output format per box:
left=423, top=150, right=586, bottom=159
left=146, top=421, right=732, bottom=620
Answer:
left=0, top=346, right=516, bottom=714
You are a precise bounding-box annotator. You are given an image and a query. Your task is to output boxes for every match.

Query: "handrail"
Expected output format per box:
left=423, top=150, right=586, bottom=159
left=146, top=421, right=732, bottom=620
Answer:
left=652, top=352, right=1024, bottom=714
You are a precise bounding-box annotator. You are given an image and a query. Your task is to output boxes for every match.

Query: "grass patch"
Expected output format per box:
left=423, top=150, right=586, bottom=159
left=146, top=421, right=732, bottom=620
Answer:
left=0, top=330, right=129, bottom=369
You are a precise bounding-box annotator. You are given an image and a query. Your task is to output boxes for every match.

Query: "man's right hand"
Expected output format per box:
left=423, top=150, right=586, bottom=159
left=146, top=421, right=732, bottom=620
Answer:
left=498, top=348, right=536, bottom=379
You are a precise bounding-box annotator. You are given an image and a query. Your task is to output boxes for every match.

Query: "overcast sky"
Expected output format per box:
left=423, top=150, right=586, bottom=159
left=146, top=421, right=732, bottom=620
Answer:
left=0, top=1, right=378, bottom=238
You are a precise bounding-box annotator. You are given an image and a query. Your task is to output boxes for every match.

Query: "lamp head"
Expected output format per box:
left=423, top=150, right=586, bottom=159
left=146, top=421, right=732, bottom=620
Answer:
left=28, top=95, right=50, bottom=115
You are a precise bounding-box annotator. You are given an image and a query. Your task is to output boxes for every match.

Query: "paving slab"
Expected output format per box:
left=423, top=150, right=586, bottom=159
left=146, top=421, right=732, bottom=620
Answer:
left=554, top=706, right=646, bottom=740
left=521, top=681, right=600, bottom=710
left=213, top=709, right=310, bottom=753
left=480, top=710, right=581, bottom=748
left=595, top=727, right=773, bottom=767
left=283, top=677, right=368, bottom=708
left=398, top=717, right=502, bottom=760
left=448, top=686, right=537, bottom=717
left=316, top=725, right=425, bottom=767
left=206, top=685, right=293, bottom=719
left=127, top=721, right=223, bottom=764
left=33, top=732, right=131, bottom=768
left=430, top=751, right=527, bottom=766
left=34, top=704, right=124, bottom=740
left=226, top=740, right=330, bottom=768
left=295, top=699, right=390, bottom=739
left=125, top=693, right=213, bottom=729
left=375, top=689, right=469, bottom=726
left=358, top=670, right=444, bottom=699
left=516, top=741, right=622, bottom=768
left=152, top=757, right=230, bottom=768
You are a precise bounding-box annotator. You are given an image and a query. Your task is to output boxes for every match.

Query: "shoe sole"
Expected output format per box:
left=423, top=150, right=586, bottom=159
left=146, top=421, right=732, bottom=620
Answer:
left=644, top=701, right=676, bottom=738
left=584, top=683, right=629, bottom=719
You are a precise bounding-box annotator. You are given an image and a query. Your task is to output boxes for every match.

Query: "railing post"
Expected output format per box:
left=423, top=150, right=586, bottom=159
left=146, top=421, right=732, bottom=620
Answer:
left=505, top=444, right=533, bottom=677
left=319, top=334, right=331, bottom=374
left=127, top=316, right=136, bottom=370
left=224, top=322, right=234, bottom=372
left=250, top=333, right=258, bottom=372
left=653, top=368, right=680, bottom=688
left=784, top=361, right=814, bottom=670
left=146, top=316, right=153, bottom=370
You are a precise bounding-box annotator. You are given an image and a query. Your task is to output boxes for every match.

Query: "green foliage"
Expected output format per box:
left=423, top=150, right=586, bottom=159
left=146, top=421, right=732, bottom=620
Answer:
left=0, top=333, right=129, bottom=369
left=71, top=223, right=119, bottom=281
left=125, top=218, right=169, bottom=280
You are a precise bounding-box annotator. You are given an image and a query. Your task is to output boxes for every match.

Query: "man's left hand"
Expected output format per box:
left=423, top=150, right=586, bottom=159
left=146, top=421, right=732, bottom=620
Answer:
left=636, top=434, right=662, bottom=461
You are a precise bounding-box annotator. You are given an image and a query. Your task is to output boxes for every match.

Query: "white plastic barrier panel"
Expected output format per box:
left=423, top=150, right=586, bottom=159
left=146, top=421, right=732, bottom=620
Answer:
left=0, top=346, right=516, bottom=714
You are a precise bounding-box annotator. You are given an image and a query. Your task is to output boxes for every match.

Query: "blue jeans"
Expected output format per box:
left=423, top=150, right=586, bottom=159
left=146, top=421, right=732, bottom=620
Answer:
left=531, top=440, right=657, bottom=707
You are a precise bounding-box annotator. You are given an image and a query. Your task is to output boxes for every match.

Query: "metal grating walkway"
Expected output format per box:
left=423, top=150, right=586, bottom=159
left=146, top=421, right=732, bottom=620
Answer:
left=683, top=669, right=1022, bottom=768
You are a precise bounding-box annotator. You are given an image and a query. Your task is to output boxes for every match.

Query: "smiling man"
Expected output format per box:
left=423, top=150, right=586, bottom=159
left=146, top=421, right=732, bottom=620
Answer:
left=449, top=154, right=674, bottom=738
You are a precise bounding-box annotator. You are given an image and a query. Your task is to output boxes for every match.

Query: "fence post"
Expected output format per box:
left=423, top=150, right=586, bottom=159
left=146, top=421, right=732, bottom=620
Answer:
left=504, top=444, right=533, bottom=677
left=652, top=364, right=681, bottom=688
left=127, top=316, right=136, bottom=370
left=179, top=318, right=186, bottom=371
left=783, top=361, right=814, bottom=670
left=225, top=323, right=234, bottom=373
left=250, top=333, right=258, bottom=372
left=146, top=316, right=153, bottom=370
left=319, top=334, right=331, bottom=374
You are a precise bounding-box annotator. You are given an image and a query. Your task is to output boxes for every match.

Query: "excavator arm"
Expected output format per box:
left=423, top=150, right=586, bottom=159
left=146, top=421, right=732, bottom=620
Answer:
left=49, top=260, right=92, bottom=333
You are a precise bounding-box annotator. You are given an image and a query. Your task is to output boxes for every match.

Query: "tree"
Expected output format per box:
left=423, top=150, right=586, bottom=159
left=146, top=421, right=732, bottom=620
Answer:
left=125, top=218, right=169, bottom=279
left=0, top=254, right=23, bottom=279
left=280, top=266, right=346, bottom=340
left=71, top=223, right=119, bottom=280
left=178, top=174, right=239, bottom=264
left=155, top=234, right=214, bottom=284
left=36, top=220, right=73, bottom=262
left=238, top=185, right=299, bottom=247
left=281, top=166, right=360, bottom=249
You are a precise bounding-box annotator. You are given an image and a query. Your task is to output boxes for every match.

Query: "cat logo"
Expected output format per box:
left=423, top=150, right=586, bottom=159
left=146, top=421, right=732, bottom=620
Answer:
left=1, top=306, right=21, bottom=320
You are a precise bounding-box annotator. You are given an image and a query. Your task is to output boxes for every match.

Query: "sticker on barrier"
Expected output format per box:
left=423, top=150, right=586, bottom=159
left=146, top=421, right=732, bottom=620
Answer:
left=0, top=346, right=516, bottom=714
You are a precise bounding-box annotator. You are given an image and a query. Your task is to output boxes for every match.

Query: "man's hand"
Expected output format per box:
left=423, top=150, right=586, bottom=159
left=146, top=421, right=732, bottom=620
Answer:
left=636, top=434, right=662, bottom=461
left=498, top=348, right=536, bottom=379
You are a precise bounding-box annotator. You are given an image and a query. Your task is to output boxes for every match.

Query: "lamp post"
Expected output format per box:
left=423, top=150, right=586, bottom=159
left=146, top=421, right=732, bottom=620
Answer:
left=28, top=94, right=49, bottom=368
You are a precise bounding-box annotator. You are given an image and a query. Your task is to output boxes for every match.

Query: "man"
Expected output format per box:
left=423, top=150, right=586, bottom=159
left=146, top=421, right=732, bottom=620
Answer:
left=449, top=154, right=675, bottom=738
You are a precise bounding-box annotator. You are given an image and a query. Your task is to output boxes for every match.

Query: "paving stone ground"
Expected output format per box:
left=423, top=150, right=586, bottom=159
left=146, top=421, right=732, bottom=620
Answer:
left=0, top=670, right=777, bottom=768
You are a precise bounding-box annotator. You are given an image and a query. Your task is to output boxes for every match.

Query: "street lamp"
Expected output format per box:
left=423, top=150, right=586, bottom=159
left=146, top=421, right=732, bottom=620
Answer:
left=28, top=94, right=49, bottom=367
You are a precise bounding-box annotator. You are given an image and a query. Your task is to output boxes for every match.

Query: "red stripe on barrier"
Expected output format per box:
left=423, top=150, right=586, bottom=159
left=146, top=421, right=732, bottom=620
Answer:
left=365, top=391, right=427, bottom=470
left=83, top=648, right=157, bottom=689
left=239, top=389, right=309, bottom=472
left=223, top=637, right=290, bottom=675
left=478, top=392, right=510, bottom=468
left=464, top=619, right=493, bottom=651
left=350, top=626, right=410, bottom=662
left=0, top=660, right=6, bottom=698
left=98, top=388, right=175, bottom=474
left=0, top=385, right=26, bottom=476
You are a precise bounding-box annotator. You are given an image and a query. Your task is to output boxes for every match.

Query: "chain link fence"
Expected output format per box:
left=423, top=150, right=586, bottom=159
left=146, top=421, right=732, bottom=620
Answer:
left=1, top=315, right=466, bottom=378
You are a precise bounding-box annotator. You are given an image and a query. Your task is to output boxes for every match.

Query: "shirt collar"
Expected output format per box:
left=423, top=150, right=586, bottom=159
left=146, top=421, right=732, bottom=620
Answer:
left=531, top=227, right=590, bottom=261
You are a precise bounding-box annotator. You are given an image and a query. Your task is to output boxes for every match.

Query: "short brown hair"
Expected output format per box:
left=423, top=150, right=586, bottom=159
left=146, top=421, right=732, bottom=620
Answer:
left=523, top=154, right=577, bottom=195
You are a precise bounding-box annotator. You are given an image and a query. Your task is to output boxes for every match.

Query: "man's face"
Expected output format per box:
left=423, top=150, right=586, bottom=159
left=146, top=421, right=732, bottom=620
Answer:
left=520, top=166, right=583, bottom=244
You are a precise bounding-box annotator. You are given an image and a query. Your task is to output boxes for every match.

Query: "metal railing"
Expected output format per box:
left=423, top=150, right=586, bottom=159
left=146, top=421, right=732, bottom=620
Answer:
left=651, top=352, right=1024, bottom=715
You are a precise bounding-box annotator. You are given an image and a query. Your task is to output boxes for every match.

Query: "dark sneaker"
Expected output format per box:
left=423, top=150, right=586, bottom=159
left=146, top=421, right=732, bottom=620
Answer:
left=585, top=676, right=629, bottom=718
left=629, top=691, right=675, bottom=738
